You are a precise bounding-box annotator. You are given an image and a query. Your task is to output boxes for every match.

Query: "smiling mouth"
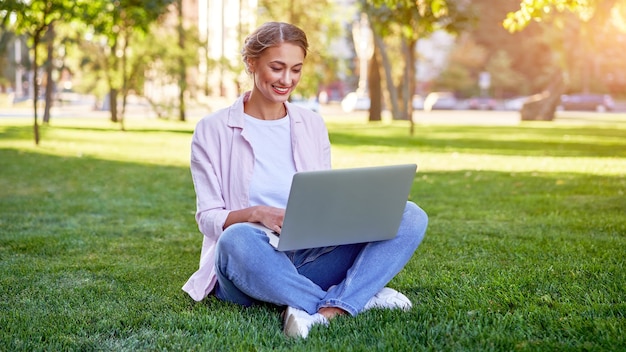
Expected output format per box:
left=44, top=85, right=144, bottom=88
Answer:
left=273, top=85, right=290, bottom=94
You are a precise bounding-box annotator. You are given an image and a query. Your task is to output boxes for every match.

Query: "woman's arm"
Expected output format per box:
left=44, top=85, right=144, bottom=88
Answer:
left=224, top=205, right=285, bottom=234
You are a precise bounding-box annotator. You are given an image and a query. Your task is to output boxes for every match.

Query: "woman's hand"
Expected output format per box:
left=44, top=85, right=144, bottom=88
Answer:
left=224, top=205, right=285, bottom=234
left=253, top=205, right=285, bottom=234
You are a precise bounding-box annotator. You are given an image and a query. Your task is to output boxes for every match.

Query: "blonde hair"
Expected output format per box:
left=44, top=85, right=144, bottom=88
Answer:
left=242, top=22, right=308, bottom=74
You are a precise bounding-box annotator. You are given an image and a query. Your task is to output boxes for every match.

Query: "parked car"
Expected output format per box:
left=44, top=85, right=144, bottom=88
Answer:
left=503, top=96, right=531, bottom=111
left=412, top=94, right=424, bottom=110
left=341, top=92, right=370, bottom=112
left=290, top=95, right=320, bottom=113
left=423, top=92, right=457, bottom=111
left=558, top=93, right=615, bottom=112
left=468, top=96, right=497, bottom=110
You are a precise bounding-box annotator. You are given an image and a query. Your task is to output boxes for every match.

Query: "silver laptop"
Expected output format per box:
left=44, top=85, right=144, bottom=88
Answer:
left=247, top=164, right=417, bottom=251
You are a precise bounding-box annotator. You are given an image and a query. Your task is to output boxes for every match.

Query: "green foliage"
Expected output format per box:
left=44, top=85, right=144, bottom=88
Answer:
left=77, top=0, right=175, bottom=45
left=1, top=114, right=625, bottom=350
left=486, top=50, right=526, bottom=97
left=460, top=0, right=558, bottom=97
left=500, top=0, right=626, bottom=97
left=70, top=0, right=175, bottom=122
left=433, top=35, right=486, bottom=97
left=503, top=0, right=625, bottom=34
left=4, top=0, right=74, bottom=40
left=503, top=0, right=600, bottom=32
left=0, top=20, right=16, bottom=88
left=433, top=61, right=474, bottom=97
left=364, top=0, right=473, bottom=40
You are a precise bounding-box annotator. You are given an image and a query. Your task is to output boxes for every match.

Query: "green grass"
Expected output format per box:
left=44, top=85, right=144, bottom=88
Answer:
left=1, top=114, right=625, bottom=351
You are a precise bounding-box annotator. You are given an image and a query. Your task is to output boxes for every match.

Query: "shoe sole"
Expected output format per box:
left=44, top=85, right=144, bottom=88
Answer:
left=284, top=314, right=305, bottom=338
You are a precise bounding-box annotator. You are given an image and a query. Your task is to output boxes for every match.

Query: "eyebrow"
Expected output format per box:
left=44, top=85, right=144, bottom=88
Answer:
left=270, top=61, right=303, bottom=68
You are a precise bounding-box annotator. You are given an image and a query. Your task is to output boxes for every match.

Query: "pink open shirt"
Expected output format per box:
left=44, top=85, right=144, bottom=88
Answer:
left=182, top=92, right=331, bottom=301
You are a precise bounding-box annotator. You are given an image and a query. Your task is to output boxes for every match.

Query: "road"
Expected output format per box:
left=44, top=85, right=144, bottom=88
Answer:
left=2, top=100, right=626, bottom=127
left=319, top=103, right=626, bottom=126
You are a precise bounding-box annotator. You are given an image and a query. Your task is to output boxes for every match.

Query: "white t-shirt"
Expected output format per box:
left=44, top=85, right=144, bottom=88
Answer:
left=244, top=113, right=296, bottom=208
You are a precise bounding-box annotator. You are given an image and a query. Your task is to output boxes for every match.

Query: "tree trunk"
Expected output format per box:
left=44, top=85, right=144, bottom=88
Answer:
left=109, top=88, right=118, bottom=122
left=398, top=39, right=411, bottom=121
left=406, top=38, right=417, bottom=135
left=373, top=33, right=400, bottom=120
left=521, top=71, right=564, bottom=121
left=32, top=34, right=41, bottom=145
left=177, top=0, right=187, bottom=122
left=368, top=38, right=382, bottom=122
left=43, top=23, right=55, bottom=124
left=107, top=37, right=119, bottom=123
left=119, top=31, right=131, bottom=131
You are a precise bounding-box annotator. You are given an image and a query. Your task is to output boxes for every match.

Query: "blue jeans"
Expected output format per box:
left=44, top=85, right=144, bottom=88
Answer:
left=214, top=201, right=428, bottom=316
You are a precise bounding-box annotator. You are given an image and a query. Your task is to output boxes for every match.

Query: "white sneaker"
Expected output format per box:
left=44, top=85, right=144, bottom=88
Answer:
left=363, top=287, right=412, bottom=311
left=283, top=306, right=329, bottom=338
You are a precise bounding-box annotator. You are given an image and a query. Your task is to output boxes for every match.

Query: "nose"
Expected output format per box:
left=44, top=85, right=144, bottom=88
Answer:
left=280, top=70, right=292, bottom=85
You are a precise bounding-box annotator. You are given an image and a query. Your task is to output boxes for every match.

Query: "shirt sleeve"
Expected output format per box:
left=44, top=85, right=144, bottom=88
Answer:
left=190, top=121, right=230, bottom=241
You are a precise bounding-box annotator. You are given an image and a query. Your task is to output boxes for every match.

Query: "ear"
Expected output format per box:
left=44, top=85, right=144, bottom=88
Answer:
left=247, top=58, right=255, bottom=73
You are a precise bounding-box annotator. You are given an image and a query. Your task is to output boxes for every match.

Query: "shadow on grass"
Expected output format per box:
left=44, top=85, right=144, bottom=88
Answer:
left=329, top=124, right=626, bottom=158
left=55, top=125, right=195, bottom=135
left=0, top=123, right=193, bottom=143
left=0, top=125, right=35, bottom=141
left=1, top=147, right=625, bottom=350
left=3, top=120, right=625, bottom=158
left=0, top=147, right=198, bottom=255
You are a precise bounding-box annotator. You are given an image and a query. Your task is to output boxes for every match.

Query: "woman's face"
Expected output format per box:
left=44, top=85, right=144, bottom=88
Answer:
left=249, top=42, right=305, bottom=105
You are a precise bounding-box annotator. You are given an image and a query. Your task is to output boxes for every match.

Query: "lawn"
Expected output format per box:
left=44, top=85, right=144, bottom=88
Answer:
left=0, top=113, right=625, bottom=351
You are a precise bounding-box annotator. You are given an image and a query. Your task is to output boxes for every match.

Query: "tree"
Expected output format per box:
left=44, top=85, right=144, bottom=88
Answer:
left=434, top=34, right=486, bottom=98
left=362, top=0, right=472, bottom=134
left=78, top=0, right=174, bottom=127
left=135, top=19, right=201, bottom=120
left=461, top=0, right=557, bottom=98
left=485, top=50, right=525, bottom=98
left=3, top=0, right=73, bottom=144
left=504, top=0, right=624, bottom=120
left=0, top=15, right=17, bottom=92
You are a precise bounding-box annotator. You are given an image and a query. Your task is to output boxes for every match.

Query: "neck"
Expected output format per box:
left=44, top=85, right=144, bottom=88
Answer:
left=245, top=104, right=286, bottom=120
left=244, top=93, right=286, bottom=120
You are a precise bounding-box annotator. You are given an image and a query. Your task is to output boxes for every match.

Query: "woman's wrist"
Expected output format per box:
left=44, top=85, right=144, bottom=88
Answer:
left=248, top=205, right=264, bottom=223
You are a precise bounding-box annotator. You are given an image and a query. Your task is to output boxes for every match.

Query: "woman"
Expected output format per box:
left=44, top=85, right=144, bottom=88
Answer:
left=182, top=22, right=428, bottom=338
